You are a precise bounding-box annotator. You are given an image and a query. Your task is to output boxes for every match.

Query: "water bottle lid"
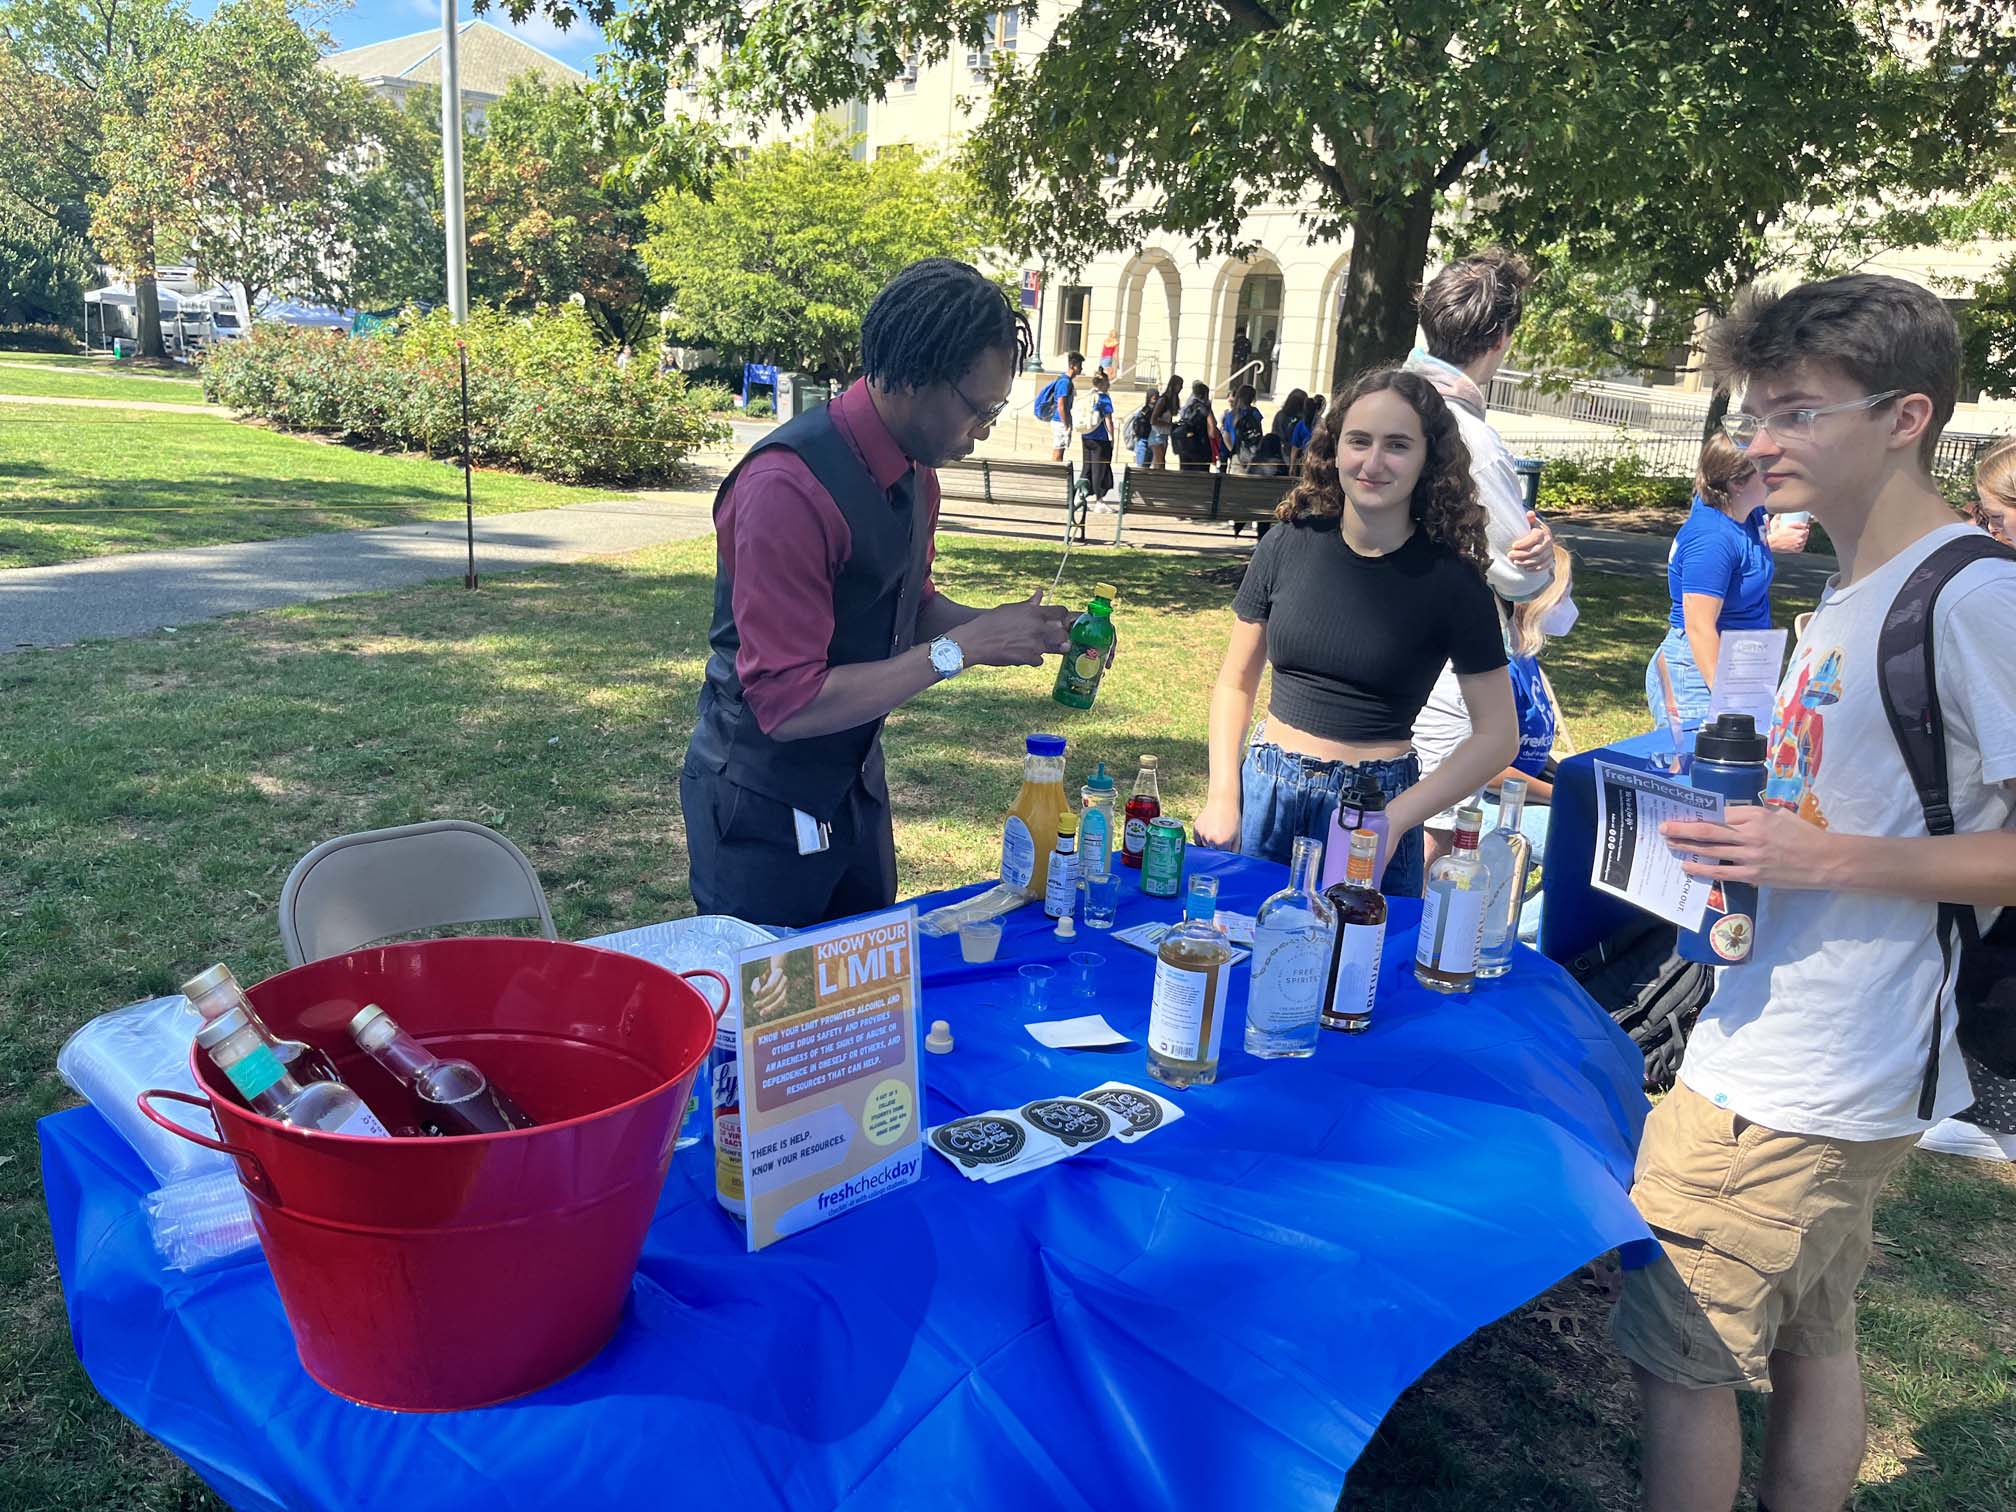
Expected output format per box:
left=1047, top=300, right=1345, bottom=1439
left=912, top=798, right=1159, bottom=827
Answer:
left=348, top=1003, right=395, bottom=1050
left=192, top=1004, right=250, bottom=1049
left=1354, top=779, right=1387, bottom=812
left=1093, top=582, right=1117, bottom=602
left=1085, top=761, right=1115, bottom=792
left=1026, top=734, right=1067, bottom=757
left=1694, top=712, right=1766, bottom=763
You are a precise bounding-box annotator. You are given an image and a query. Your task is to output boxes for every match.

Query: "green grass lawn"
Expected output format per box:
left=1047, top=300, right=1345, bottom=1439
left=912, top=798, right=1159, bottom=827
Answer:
left=0, top=400, right=626, bottom=568
left=0, top=362, right=204, bottom=404
left=0, top=536, right=2004, bottom=1510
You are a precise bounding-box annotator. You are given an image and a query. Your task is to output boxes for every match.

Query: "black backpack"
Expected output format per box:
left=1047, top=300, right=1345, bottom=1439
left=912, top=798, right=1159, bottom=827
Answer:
left=1123, top=402, right=1153, bottom=447
left=1233, top=406, right=1264, bottom=459
left=1566, top=916, right=1715, bottom=1093
left=1876, top=531, right=2016, bottom=1120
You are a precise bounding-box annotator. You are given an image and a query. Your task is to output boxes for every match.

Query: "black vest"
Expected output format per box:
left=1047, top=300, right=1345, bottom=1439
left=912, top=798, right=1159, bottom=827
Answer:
left=686, top=402, right=928, bottom=819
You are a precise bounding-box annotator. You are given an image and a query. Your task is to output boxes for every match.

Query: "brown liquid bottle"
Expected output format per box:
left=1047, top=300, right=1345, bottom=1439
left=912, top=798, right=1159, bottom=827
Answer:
left=1321, top=829, right=1388, bottom=1032
left=348, top=1005, right=534, bottom=1136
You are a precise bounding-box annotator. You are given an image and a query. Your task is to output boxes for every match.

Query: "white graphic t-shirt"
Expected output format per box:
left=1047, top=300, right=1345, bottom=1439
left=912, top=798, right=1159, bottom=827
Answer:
left=1679, top=523, right=2016, bottom=1140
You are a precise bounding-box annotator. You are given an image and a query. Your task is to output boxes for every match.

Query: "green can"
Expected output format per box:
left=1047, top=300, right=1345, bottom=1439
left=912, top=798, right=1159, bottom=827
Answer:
left=1141, top=817, right=1187, bottom=899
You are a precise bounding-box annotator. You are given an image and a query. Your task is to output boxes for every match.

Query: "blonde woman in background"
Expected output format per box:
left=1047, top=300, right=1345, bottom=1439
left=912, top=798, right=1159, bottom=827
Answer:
left=1973, top=433, right=2016, bottom=544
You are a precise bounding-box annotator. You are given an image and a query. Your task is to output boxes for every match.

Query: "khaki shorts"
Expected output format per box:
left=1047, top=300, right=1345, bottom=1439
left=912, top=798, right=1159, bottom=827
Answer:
left=1611, top=1082, right=1918, bottom=1391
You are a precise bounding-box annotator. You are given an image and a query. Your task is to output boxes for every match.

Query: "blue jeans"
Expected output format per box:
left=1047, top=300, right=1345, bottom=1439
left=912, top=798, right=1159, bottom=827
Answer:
left=1644, top=627, right=1712, bottom=737
left=1232, top=743, right=1425, bottom=897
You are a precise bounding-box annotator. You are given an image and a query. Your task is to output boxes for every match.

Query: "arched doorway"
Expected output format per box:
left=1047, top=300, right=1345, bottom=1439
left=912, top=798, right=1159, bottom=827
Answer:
left=1114, top=249, right=1183, bottom=392
left=1211, top=255, right=1286, bottom=396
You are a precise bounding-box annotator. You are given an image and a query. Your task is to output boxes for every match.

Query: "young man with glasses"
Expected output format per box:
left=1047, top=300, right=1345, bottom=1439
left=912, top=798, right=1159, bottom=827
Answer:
left=1614, top=274, right=2016, bottom=1512
left=682, top=258, right=1075, bottom=927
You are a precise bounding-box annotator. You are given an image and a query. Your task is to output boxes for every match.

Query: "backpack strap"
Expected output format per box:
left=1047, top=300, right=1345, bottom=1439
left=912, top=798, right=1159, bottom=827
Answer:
left=1875, top=532, right=2016, bottom=1117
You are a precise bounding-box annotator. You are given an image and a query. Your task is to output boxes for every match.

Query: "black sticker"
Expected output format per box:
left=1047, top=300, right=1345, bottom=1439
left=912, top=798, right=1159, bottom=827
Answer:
left=1081, top=1086, right=1164, bottom=1136
left=931, top=1116, right=1026, bottom=1168
left=1019, top=1098, right=1113, bottom=1148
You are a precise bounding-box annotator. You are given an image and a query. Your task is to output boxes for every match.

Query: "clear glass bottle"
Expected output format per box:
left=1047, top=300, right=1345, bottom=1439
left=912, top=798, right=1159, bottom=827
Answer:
left=1121, top=755, right=1161, bottom=869
left=196, top=1005, right=390, bottom=1137
left=1415, top=803, right=1487, bottom=995
left=1475, top=779, right=1534, bottom=979
left=1148, top=875, right=1233, bottom=1088
left=349, top=1005, right=534, bottom=1136
left=183, top=962, right=340, bottom=1085
left=1321, top=829, right=1388, bottom=1032
left=1243, top=837, right=1335, bottom=1058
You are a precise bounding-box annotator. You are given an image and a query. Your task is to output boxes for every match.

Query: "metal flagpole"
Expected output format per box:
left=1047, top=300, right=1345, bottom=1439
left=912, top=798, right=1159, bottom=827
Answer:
left=440, top=0, right=469, bottom=323
left=461, top=344, right=477, bottom=589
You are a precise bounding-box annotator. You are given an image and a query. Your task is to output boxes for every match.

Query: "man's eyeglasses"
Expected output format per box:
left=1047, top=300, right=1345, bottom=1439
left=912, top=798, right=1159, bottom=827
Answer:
left=951, top=380, right=1009, bottom=429
left=1720, top=390, right=1901, bottom=448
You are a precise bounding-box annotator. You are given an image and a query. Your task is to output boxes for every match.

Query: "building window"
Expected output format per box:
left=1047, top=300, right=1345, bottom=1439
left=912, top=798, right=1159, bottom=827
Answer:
left=897, top=46, right=919, bottom=91
left=877, top=142, right=917, bottom=162
left=968, top=11, right=1018, bottom=78
left=1058, top=284, right=1091, bottom=361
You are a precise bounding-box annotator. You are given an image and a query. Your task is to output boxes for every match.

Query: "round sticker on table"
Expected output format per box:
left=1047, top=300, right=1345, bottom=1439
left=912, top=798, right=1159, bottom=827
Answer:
left=931, top=1116, right=1025, bottom=1168
left=1019, top=1098, right=1112, bottom=1148
left=1081, top=1086, right=1163, bottom=1135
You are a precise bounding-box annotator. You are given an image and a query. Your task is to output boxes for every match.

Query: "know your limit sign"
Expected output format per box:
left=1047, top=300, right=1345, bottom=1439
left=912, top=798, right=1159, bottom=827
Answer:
left=733, top=908, right=924, bottom=1251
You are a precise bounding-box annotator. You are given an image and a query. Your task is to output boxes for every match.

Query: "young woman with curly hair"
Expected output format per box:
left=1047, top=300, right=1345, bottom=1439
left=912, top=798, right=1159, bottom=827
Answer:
left=1194, top=368, right=1519, bottom=896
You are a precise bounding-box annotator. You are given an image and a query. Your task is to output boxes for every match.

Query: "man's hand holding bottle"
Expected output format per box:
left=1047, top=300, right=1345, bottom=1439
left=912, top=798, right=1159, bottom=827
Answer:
left=952, top=593, right=1076, bottom=668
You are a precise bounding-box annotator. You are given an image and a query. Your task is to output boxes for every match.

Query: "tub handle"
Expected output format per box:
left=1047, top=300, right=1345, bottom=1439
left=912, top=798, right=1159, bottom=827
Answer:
left=136, top=1088, right=277, bottom=1204
left=680, top=968, right=733, bottom=1027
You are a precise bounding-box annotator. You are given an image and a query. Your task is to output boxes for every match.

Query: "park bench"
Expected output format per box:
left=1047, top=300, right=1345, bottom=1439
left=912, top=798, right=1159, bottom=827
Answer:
left=937, top=457, right=1089, bottom=542
left=1115, top=466, right=1293, bottom=531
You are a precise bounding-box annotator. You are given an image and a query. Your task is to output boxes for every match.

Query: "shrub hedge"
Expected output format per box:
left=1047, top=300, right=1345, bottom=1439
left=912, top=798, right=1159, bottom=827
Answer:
left=201, top=305, right=732, bottom=485
left=0, top=323, right=85, bottom=354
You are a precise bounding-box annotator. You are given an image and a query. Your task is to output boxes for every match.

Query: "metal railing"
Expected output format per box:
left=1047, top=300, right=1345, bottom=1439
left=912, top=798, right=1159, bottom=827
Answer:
left=1507, top=427, right=2003, bottom=483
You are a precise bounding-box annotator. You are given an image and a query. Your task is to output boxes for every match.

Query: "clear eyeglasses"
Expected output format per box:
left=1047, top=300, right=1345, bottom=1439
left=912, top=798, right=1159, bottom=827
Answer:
left=1719, top=389, right=1900, bottom=448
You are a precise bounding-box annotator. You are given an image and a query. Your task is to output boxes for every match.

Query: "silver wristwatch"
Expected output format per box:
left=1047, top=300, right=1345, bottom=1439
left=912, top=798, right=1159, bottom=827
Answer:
left=928, top=636, right=965, bottom=680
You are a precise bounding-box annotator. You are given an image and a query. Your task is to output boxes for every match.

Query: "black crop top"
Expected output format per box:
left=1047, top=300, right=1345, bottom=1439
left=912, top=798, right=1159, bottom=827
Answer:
left=1232, top=517, right=1507, bottom=742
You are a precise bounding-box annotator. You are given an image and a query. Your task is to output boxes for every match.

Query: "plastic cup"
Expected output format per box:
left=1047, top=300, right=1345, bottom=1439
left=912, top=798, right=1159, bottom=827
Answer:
left=1068, top=951, right=1105, bottom=1000
left=1082, top=870, right=1121, bottom=929
left=959, top=921, right=1004, bottom=964
left=1019, top=963, right=1055, bottom=1013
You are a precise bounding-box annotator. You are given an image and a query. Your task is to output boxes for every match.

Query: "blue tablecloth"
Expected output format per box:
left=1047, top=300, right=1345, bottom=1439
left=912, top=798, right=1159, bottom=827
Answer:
left=41, top=851, right=1653, bottom=1512
left=1540, top=730, right=1683, bottom=965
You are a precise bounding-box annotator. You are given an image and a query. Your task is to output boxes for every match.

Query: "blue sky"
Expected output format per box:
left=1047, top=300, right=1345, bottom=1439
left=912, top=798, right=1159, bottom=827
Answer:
left=308, top=0, right=607, bottom=72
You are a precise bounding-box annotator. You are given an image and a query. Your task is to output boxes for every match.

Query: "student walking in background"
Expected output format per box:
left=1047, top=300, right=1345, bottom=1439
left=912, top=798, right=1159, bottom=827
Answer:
left=1149, top=375, right=1184, bottom=470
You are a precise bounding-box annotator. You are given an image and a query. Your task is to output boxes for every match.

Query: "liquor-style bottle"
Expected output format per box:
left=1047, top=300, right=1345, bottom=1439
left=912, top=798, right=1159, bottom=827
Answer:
left=1121, top=755, right=1161, bottom=870
left=183, top=962, right=341, bottom=1085
left=195, top=1006, right=391, bottom=1137
left=1243, top=837, right=1334, bottom=1058
left=1475, top=778, right=1535, bottom=979
left=1415, top=803, right=1488, bottom=995
left=1321, top=829, right=1387, bottom=1032
left=1043, top=816, right=1080, bottom=919
left=349, top=1005, right=534, bottom=1136
left=1052, top=583, right=1118, bottom=710
left=1147, top=875, right=1233, bottom=1088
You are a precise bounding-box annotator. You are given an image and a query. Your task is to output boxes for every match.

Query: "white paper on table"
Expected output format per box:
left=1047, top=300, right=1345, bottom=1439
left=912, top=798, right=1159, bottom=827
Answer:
left=1707, top=628, right=1789, bottom=733
left=1589, top=760, right=1726, bottom=931
left=1025, top=1014, right=1134, bottom=1050
left=1110, top=920, right=1251, bottom=967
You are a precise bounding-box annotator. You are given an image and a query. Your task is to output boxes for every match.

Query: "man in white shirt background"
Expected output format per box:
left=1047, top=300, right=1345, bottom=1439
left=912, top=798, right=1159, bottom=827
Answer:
left=1613, top=275, right=2016, bottom=1512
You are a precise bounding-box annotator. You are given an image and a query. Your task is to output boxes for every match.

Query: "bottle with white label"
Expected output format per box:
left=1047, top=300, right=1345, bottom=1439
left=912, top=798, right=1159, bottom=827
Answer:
left=195, top=1005, right=391, bottom=1137
left=1243, top=836, right=1334, bottom=1057
left=1077, top=762, right=1117, bottom=881
left=1002, top=733, right=1070, bottom=897
left=1147, top=875, right=1233, bottom=1088
left=1321, top=828, right=1387, bottom=1032
left=1043, top=817, right=1080, bottom=919
left=1415, top=802, right=1487, bottom=995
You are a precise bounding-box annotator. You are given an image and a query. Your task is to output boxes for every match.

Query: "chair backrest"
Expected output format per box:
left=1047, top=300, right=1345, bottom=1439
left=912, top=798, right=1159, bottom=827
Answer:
left=278, top=820, right=558, bottom=966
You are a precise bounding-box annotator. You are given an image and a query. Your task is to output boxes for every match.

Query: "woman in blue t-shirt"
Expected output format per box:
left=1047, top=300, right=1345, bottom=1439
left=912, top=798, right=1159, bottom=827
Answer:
left=1644, top=433, right=1775, bottom=737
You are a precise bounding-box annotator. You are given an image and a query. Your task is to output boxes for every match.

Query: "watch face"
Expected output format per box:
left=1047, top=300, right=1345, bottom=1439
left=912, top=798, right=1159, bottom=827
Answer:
left=932, top=640, right=960, bottom=674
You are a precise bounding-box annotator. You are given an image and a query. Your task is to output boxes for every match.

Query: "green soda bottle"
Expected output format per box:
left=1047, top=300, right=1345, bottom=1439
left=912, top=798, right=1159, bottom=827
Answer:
left=1052, top=583, right=1117, bottom=710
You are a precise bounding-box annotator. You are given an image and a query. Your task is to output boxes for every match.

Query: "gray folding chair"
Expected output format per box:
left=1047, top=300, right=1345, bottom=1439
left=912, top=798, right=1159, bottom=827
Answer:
left=278, top=819, right=559, bottom=966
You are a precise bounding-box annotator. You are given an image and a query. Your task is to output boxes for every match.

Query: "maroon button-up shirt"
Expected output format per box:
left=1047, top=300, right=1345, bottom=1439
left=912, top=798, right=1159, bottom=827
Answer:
left=715, top=380, right=942, bottom=734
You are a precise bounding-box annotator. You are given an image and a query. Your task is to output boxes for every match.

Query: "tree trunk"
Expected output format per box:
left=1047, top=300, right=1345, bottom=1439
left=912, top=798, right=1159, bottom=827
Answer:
left=1702, top=384, right=1731, bottom=443
left=135, top=272, right=165, bottom=359
left=1330, top=189, right=1437, bottom=391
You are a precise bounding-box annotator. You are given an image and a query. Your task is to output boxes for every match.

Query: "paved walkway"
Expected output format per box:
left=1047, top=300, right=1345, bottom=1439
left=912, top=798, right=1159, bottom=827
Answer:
left=0, top=390, right=209, bottom=413
left=1, top=493, right=719, bottom=651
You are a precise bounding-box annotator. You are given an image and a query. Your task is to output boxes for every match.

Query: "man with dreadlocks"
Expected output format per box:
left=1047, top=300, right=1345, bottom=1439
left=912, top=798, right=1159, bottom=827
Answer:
left=681, top=258, right=1075, bottom=927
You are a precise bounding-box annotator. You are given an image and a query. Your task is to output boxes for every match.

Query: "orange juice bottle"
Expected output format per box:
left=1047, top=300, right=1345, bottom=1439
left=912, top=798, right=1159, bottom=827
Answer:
left=1001, top=734, right=1072, bottom=899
